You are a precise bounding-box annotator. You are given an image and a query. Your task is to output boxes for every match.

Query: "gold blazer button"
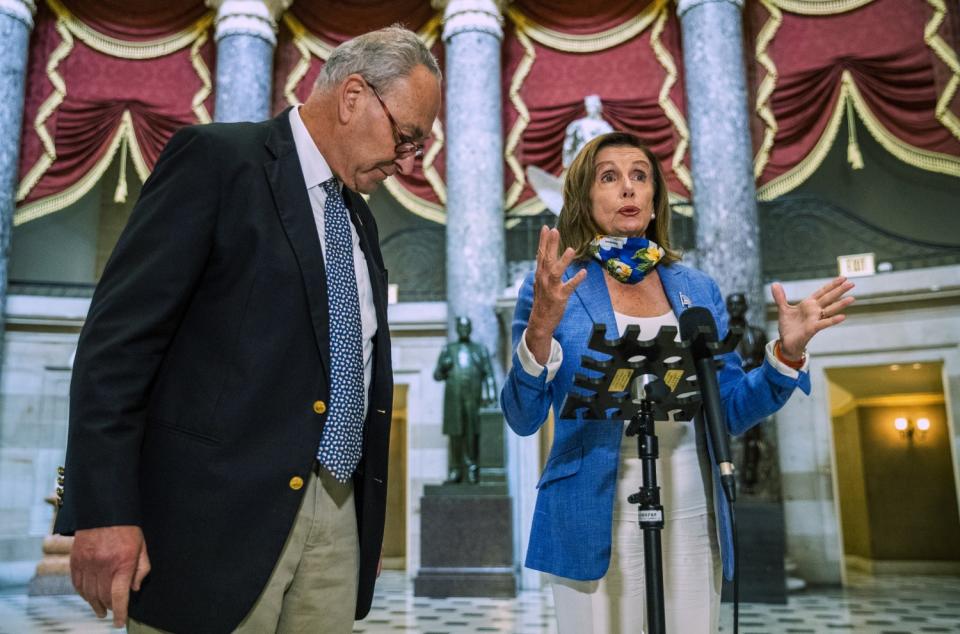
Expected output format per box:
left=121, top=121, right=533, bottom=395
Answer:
left=289, top=476, right=304, bottom=491
left=313, top=400, right=326, bottom=415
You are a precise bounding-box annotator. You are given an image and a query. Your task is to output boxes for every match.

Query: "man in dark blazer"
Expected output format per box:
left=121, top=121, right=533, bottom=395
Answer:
left=55, top=26, right=442, bottom=633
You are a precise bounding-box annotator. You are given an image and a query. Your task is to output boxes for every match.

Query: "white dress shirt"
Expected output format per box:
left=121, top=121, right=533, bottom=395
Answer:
left=289, top=106, right=377, bottom=417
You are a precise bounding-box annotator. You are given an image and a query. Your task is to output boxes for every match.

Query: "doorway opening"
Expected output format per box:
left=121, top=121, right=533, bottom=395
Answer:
left=382, top=384, right=408, bottom=570
left=827, top=361, right=960, bottom=577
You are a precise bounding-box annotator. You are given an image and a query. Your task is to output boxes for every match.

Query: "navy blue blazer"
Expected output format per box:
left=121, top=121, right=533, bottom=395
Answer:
left=501, top=259, right=811, bottom=581
left=56, top=111, right=393, bottom=633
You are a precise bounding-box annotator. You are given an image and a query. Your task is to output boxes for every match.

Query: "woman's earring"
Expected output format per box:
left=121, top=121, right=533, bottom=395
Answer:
left=650, top=211, right=656, bottom=219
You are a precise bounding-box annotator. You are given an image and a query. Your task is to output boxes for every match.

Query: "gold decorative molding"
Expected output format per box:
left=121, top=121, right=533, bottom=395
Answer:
left=281, top=14, right=314, bottom=106
left=16, top=16, right=72, bottom=204
left=46, top=0, right=213, bottom=59
left=768, top=0, right=874, bottom=15
left=924, top=0, right=960, bottom=141
left=844, top=95, right=864, bottom=169
left=505, top=0, right=663, bottom=53
left=382, top=177, right=447, bottom=225
left=650, top=3, right=692, bottom=192
left=190, top=30, right=213, bottom=124
left=504, top=26, right=535, bottom=211
left=505, top=196, right=547, bottom=229
left=422, top=117, right=447, bottom=205
left=752, top=0, right=782, bottom=180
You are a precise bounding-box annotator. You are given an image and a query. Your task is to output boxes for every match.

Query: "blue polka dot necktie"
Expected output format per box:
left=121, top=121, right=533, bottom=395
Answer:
left=317, top=178, right=365, bottom=483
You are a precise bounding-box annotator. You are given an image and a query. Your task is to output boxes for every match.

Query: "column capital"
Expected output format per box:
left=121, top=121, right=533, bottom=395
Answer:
left=205, top=0, right=290, bottom=46
left=439, top=0, right=505, bottom=42
left=677, top=0, right=744, bottom=19
left=0, top=0, right=36, bottom=29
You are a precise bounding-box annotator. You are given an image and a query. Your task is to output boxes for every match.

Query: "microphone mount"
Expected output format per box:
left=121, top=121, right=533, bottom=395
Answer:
left=558, top=322, right=742, bottom=424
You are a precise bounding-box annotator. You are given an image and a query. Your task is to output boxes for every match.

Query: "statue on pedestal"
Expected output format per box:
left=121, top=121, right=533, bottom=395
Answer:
left=434, top=317, right=496, bottom=484
left=562, top=94, right=614, bottom=169
left=527, top=94, right=615, bottom=216
left=726, top=292, right=772, bottom=496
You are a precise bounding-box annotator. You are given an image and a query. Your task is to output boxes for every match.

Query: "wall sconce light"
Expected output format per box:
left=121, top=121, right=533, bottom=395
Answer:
left=894, top=417, right=930, bottom=441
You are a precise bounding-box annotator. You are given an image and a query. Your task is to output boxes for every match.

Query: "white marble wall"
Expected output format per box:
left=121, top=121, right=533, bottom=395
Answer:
left=0, top=298, right=456, bottom=583
left=0, top=296, right=84, bottom=584
left=771, top=264, right=960, bottom=584
left=10, top=267, right=954, bottom=590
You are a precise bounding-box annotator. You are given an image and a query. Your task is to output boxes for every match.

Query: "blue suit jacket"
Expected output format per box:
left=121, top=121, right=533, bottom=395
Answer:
left=501, top=259, right=811, bottom=581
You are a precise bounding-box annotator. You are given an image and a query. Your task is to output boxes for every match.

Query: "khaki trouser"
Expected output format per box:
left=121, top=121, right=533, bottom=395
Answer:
left=129, top=466, right=360, bottom=634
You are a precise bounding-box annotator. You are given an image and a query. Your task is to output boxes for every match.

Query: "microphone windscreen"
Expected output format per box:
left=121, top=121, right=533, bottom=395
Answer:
left=679, top=306, right=718, bottom=344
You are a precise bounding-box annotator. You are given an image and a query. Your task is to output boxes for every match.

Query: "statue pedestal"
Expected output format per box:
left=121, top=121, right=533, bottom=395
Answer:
left=28, top=495, right=75, bottom=596
left=415, top=407, right=516, bottom=597
left=28, top=533, right=74, bottom=595
left=721, top=500, right=787, bottom=604
left=413, top=484, right=516, bottom=598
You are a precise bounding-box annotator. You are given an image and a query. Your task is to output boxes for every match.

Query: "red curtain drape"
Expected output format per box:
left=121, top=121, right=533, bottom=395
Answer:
left=64, top=0, right=207, bottom=40
left=19, top=0, right=958, bottom=222
left=513, top=0, right=650, bottom=35
left=272, top=1, right=690, bottom=217
left=16, top=0, right=214, bottom=217
left=746, top=0, right=960, bottom=191
left=504, top=1, right=691, bottom=211
left=288, top=0, right=435, bottom=45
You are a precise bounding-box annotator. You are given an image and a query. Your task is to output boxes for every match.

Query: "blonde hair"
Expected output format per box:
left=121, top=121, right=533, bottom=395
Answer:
left=557, top=132, right=680, bottom=264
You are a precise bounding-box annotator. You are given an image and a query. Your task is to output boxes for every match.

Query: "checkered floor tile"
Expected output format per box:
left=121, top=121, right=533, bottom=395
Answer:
left=0, top=571, right=958, bottom=633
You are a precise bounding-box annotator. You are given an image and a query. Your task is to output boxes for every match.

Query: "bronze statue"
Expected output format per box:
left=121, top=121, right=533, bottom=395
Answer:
left=434, top=317, right=497, bottom=484
left=726, top=292, right=768, bottom=494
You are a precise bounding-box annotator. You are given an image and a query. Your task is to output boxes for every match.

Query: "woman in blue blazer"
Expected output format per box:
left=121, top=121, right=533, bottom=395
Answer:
left=501, top=132, right=854, bottom=633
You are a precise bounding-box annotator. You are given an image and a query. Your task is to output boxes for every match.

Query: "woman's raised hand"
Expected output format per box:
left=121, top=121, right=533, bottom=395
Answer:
left=771, top=276, right=855, bottom=361
left=525, top=226, right=587, bottom=364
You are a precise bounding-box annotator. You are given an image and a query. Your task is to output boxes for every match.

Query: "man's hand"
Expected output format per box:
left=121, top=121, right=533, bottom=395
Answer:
left=71, top=525, right=151, bottom=627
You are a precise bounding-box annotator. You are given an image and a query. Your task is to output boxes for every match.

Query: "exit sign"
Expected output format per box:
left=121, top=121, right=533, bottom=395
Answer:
left=837, top=253, right=876, bottom=277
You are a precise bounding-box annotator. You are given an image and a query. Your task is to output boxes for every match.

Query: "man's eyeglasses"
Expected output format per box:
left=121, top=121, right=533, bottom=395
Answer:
left=366, top=81, right=424, bottom=159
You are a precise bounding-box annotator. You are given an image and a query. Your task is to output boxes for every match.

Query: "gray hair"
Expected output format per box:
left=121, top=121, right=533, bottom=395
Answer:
left=316, top=25, right=441, bottom=94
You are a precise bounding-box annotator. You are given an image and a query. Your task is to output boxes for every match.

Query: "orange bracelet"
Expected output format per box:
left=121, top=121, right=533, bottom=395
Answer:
left=774, top=340, right=806, bottom=370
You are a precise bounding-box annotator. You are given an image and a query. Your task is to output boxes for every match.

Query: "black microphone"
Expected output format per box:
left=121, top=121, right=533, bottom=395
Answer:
left=679, top=306, right=736, bottom=503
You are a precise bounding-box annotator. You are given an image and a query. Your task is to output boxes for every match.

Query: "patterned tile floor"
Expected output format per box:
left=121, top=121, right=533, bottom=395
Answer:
left=0, top=571, right=958, bottom=633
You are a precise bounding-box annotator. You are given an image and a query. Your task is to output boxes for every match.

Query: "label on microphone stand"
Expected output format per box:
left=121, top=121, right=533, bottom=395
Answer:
left=609, top=368, right=634, bottom=392
left=663, top=369, right=683, bottom=392
left=639, top=509, right=663, bottom=523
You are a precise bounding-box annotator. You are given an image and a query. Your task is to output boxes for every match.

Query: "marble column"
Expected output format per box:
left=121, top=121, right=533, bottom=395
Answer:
left=0, top=0, right=36, bottom=346
left=441, top=0, right=506, bottom=366
left=678, top=0, right=764, bottom=325
left=208, top=0, right=287, bottom=123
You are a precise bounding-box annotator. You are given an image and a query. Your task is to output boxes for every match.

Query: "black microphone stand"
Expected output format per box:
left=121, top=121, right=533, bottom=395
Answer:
left=560, top=320, right=741, bottom=634
left=626, top=394, right=666, bottom=633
